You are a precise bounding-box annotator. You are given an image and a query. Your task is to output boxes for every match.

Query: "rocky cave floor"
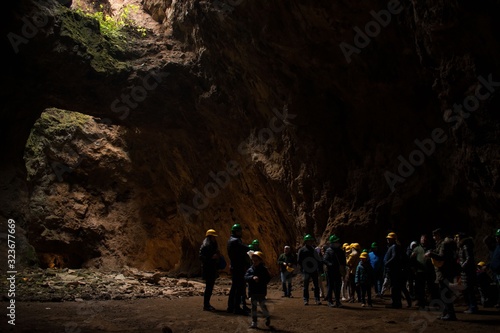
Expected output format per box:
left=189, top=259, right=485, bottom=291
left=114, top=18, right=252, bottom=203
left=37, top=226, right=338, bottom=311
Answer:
left=1, top=267, right=500, bottom=332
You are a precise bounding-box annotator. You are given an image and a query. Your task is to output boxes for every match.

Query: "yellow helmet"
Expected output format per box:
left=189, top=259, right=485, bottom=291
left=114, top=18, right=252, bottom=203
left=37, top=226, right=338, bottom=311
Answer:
left=351, top=243, right=361, bottom=251
left=386, top=232, right=397, bottom=239
left=205, top=229, right=218, bottom=237
left=359, top=252, right=368, bottom=259
left=477, top=261, right=486, bottom=267
left=252, top=251, right=264, bottom=260
left=342, top=243, right=349, bottom=250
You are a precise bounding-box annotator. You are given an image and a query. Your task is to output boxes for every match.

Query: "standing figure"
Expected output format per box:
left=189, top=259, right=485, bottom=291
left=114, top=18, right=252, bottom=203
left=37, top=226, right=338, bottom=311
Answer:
left=298, top=234, right=323, bottom=305
left=245, top=251, right=272, bottom=329
left=406, top=241, right=418, bottom=301
left=369, top=242, right=384, bottom=298
left=199, top=229, right=220, bottom=311
left=316, top=245, right=327, bottom=299
left=347, top=243, right=361, bottom=303
left=356, top=251, right=374, bottom=307
left=341, top=243, right=351, bottom=301
left=489, top=228, right=500, bottom=309
left=277, top=245, right=297, bottom=297
left=227, top=223, right=250, bottom=315
left=457, top=232, right=478, bottom=314
left=412, top=234, right=429, bottom=309
left=476, top=261, right=497, bottom=307
left=425, top=228, right=459, bottom=321
left=400, top=243, right=413, bottom=308
left=384, top=232, right=403, bottom=309
left=323, top=235, right=347, bottom=307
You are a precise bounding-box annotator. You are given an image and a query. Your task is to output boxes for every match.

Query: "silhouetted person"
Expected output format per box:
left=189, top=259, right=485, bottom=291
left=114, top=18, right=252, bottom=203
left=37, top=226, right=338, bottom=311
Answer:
left=384, top=232, right=403, bottom=309
left=369, top=242, right=384, bottom=298
left=277, top=245, right=297, bottom=297
left=199, top=229, right=220, bottom=311
left=323, top=235, right=346, bottom=307
left=227, top=223, right=250, bottom=315
left=491, top=229, right=500, bottom=308
left=425, top=228, right=458, bottom=321
left=298, top=234, right=322, bottom=305
left=457, top=232, right=478, bottom=314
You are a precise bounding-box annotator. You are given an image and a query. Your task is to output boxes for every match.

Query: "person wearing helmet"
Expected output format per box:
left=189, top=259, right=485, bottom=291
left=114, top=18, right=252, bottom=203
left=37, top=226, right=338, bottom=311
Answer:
left=245, top=251, right=272, bottom=328
left=355, top=251, right=374, bottom=307
left=369, top=242, right=384, bottom=298
left=199, top=229, right=220, bottom=311
left=491, top=228, right=500, bottom=309
left=251, top=239, right=261, bottom=251
left=277, top=245, right=297, bottom=297
left=384, top=232, right=403, bottom=309
left=424, top=228, right=459, bottom=320
left=341, top=244, right=352, bottom=301
left=476, top=261, right=497, bottom=307
left=323, top=235, right=347, bottom=307
left=297, top=234, right=323, bottom=305
left=347, top=243, right=361, bottom=303
left=247, top=240, right=261, bottom=260
left=226, top=223, right=250, bottom=315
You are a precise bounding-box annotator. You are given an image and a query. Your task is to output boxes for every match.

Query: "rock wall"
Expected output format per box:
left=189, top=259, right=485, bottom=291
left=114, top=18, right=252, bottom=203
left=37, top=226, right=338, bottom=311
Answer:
left=1, top=0, right=499, bottom=275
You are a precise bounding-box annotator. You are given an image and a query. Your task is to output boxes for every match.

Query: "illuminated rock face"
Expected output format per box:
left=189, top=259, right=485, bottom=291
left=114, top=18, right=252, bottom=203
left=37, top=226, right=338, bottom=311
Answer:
left=1, top=0, right=500, bottom=275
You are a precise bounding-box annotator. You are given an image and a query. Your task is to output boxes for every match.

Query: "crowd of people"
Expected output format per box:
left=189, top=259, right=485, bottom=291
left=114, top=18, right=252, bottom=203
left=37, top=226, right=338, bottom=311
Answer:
left=199, top=224, right=500, bottom=328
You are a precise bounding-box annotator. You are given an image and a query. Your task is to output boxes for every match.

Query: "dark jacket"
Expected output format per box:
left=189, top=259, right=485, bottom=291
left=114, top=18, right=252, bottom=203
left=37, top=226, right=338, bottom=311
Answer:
left=278, top=252, right=297, bottom=273
left=323, top=244, right=346, bottom=276
left=458, top=237, right=475, bottom=271
left=298, top=245, right=323, bottom=274
left=199, top=237, right=219, bottom=280
left=384, top=243, right=403, bottom=273
left=491, top=243, right=500, bottom=274
left=245, top=262, right=271, bottom=296
left=227, top=234, right=250, bottom=272
left=355, top=260, right=374, bottom=285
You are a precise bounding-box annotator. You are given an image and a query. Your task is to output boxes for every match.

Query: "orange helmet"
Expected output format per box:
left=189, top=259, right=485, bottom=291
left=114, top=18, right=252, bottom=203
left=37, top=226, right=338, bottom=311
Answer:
left=252, top=251, right=264, bottom=260
left=386, top=232, right=397, bottom=239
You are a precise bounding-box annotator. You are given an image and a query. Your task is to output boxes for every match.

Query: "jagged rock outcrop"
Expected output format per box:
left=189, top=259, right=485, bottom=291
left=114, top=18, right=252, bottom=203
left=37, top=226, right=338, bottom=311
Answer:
left=1, top=0, right=499, bottom=275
